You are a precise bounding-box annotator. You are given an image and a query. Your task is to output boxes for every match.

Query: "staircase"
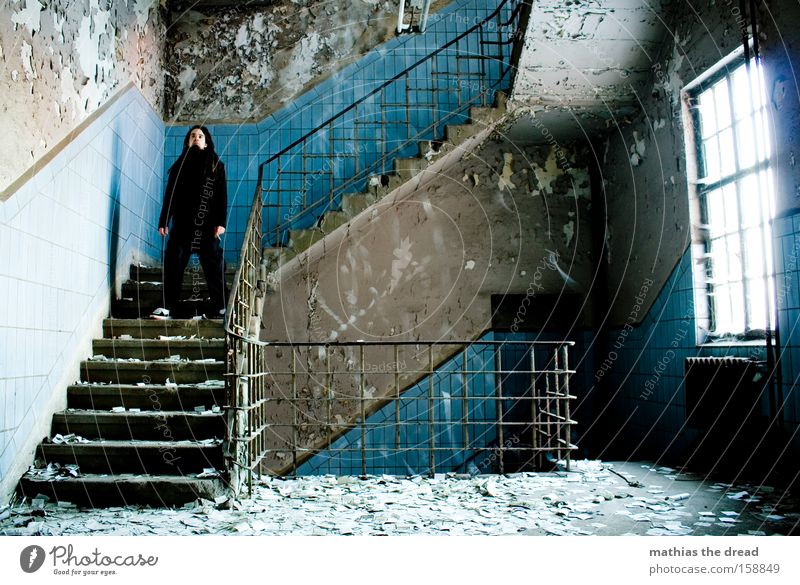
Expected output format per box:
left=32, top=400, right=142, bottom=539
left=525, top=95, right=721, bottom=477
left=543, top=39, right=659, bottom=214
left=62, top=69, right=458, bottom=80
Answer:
left=265, top=92, right=508, bottom=268
left=18, top=267, right=231, bottom=507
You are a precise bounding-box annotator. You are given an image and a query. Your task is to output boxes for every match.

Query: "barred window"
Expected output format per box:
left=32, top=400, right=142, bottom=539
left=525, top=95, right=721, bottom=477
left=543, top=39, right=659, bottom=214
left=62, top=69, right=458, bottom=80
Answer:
left=688, top=56, right=775, bottom=340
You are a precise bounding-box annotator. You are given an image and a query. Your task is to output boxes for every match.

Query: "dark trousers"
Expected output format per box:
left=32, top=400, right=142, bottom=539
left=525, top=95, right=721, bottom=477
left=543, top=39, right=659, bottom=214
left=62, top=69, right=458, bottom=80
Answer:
left=163, top=231, right=227, bottom=314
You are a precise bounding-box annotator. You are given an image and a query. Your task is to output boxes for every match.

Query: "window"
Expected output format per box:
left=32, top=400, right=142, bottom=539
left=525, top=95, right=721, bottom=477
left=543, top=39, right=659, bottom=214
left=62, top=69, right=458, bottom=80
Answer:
left=687, top=54, right=775, bottom=341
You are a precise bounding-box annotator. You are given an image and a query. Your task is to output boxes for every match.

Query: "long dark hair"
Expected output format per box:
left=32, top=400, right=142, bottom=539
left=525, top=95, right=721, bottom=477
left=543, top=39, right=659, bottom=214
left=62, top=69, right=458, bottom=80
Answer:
left=170, top=125, right=221, bottom=175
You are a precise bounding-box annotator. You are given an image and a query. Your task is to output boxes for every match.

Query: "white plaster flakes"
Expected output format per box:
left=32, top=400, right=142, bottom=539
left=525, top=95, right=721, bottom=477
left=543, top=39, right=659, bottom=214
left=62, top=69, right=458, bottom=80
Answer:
left=235, top=24, right=248, bottom=49
left=133, top=0, right=156, bottom=30
left=278, top=31, right=322, bottom=99
left=52, top=10, right=64, bottom=42
left=497, top=152, right=516, bottom=191
left=390, top=237, right=413, bottom=293
left=532, top=147, right=560, bottom=195
left=178, top=67, right=197, bottom=95
left=252, top=14, right=266, bottom=33
left=12, top=462, right=784, bottom=537
left=563, top=220, right=575, bottom=247
left=11, top=0, right=44, bottom=36
left=20, top=41, right=35, bottom=80
left=11, top=70, right=19, bottom=81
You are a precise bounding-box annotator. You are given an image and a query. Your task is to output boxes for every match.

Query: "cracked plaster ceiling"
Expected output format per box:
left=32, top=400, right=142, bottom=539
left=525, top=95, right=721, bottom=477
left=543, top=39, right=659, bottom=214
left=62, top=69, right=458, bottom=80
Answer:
left=509, top=0, right=672, bottom=143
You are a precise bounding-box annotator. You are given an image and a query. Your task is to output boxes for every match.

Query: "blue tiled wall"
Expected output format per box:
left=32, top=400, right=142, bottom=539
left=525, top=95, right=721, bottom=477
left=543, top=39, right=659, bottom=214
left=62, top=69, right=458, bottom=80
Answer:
left=602, top=231, right=799, bottom=462
left=0, top=87, right=164, bottom=499
left=773, top=213, right=800, bottom=456
left=164, top=0, right=519, bottom=262
left=297, top=330, right=594, bottom=475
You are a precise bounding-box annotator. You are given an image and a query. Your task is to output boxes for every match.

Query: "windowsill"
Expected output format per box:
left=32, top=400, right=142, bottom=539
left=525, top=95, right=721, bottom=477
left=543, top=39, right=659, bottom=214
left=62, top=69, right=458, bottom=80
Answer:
left=698, top=338, right=766, bottom=348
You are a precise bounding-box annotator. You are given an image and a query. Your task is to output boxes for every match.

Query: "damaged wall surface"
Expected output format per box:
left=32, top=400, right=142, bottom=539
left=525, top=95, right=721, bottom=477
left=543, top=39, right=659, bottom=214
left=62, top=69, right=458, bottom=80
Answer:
left=600, top=0, right=748, bottom=325
left=510, top=0, right=670, bottom=141
left=164, top=0, right=451, bottom=123
left=0, top=0, right=166, bottom=195
left=264, top=134, right=594, bottom=344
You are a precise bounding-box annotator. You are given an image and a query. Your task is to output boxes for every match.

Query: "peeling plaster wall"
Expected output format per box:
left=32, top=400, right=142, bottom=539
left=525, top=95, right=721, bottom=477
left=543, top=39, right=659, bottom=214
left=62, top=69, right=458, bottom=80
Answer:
left=510, top=0, right=670, bottom=138
left=600, top=0, right=748, bottom=326
left=0, top=0, right=165, bottom=194
left=165, top=0, right=451, bottom=123
left=264, top=135, right=594, bottom=344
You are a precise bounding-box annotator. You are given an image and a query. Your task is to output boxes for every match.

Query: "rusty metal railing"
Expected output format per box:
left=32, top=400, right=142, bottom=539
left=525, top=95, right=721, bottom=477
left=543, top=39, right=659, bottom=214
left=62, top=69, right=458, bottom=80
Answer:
left=223, top=168, right=267, bottom=495
left=225, top=338, right=575, bottom=490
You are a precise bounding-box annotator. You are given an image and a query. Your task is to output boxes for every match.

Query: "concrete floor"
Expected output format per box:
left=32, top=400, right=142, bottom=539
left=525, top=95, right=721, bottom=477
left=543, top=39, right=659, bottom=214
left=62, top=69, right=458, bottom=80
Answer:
left=1, top=460, right=797, bottom=536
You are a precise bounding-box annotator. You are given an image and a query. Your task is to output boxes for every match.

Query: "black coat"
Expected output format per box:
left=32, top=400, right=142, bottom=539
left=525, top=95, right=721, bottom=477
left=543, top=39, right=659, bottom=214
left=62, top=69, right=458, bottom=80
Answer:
left=159, top=147, right=227, bottom=236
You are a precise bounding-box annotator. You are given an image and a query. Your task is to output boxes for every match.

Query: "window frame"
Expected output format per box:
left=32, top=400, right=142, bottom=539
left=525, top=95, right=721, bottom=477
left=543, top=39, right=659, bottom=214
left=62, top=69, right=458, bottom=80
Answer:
left=683, top=46, right=776, bottom=345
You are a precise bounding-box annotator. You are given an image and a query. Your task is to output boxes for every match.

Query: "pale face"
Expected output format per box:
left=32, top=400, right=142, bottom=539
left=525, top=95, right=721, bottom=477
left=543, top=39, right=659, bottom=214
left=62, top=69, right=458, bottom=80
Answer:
left=188, top=128, right=207, bottom=150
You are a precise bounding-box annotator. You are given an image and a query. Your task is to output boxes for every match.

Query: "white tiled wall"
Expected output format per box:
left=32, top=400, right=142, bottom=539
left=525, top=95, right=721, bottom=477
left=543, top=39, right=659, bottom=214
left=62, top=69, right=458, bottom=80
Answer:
left=0, top=86, right=164, bottom=502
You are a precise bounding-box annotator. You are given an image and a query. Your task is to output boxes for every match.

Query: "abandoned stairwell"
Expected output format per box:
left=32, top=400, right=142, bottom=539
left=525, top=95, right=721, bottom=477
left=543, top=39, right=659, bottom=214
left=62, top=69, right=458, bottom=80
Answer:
left=17, top=266, right=233, bottom=507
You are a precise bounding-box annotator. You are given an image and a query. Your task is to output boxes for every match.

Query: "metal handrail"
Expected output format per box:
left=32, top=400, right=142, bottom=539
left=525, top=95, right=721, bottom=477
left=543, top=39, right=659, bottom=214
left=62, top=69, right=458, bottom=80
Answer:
left=223, top=0, right=531, bottom=495
left=260, top=0, right=526, bottom=246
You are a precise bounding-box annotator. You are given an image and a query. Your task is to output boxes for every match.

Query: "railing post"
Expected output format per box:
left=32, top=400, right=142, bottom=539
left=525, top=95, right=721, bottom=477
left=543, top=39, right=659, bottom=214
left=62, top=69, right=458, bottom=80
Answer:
left=561, top=344, right=572, bottom=471
left=494, top=343, right=505, bottom=474
left=360, top=344, right=367, bottom=477
left=428, top=344, right=436, bottom=476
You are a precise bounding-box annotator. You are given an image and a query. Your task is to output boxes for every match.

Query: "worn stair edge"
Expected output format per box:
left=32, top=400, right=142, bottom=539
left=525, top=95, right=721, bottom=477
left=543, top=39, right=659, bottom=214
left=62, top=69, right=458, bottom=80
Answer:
left=103, top=318, right=224, bottom=339
left=37, top=441, right=224, bottom=474
left=53, top=411, right=225, bottom=441
left=18, top=474, right=228, bottom=507
left=67, top=383, right=224, bottom=410
left=81, top=360, right=224, bottom=384
left=92, top=339, right=226, bottom=361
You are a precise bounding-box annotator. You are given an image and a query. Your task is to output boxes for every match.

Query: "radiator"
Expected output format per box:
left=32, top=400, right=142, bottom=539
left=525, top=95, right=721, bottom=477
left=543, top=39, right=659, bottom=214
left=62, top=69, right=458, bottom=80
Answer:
left=684, top=357, right=765, bottom=431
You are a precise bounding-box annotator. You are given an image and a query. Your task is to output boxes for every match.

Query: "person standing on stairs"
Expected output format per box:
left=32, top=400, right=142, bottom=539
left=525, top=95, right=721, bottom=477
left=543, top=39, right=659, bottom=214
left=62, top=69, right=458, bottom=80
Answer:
left=151, top=125, right=228, bottom=320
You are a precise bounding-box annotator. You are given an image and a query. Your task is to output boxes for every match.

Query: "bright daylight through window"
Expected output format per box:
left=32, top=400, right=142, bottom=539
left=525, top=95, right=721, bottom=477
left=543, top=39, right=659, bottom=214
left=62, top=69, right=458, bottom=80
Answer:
left=688, top=55, right=775, bottom=341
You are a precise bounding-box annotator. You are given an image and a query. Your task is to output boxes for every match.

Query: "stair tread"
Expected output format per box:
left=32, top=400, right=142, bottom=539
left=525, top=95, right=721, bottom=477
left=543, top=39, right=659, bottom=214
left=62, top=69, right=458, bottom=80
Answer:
left=82, top=359, right=224, bottom=366
left=20, top=474, right=225, bottom=484
left=56, top=410, right=223, bottom=418
left=40, top=439, right=221, bottom=448
left=94, top=339, right=225, bottom=346
left=69, top=382, right=224, bottom=389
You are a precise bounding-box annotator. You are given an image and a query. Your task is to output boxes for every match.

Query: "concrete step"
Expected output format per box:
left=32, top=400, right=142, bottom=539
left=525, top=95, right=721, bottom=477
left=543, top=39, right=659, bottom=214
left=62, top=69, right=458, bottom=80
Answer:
left=52, top=410, right=224, bottom=441
left=470, top=104, right=505, bottom=125
left=319, top=210, right=349, bottom=234
left=418, top=139, right=448, bottom=161
left=121, top=280, right=231, bottom=298
left=445, top=123, right=478, bottom=146
left=103, top=318, right=224, bottom=340
left=18, top=474, right=227, bottom=507
left=67, top=383, right=224, bottom=411
left=92, top=339, right=225, bottom=361
left=288, top=228, right=324, bottom=254
left=365, top=173, right=404, bottom=193
left=342, top=192, right=379, bottom=218
left=80, top=359, right=225, bottom=384
left=110, top=298, right=218, bottom=319
left=394, top=157, right=427, bottom=181
left=262, top=247, right=283, bottom=272
left=131, top=265, right=236, bottom=283
left=36, top=440, right=224, bottom=475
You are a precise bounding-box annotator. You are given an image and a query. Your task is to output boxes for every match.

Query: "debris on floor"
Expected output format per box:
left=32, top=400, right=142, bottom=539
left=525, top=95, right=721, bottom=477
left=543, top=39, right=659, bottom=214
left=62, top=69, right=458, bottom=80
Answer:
left=1, top=461, right=796, bottom=536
